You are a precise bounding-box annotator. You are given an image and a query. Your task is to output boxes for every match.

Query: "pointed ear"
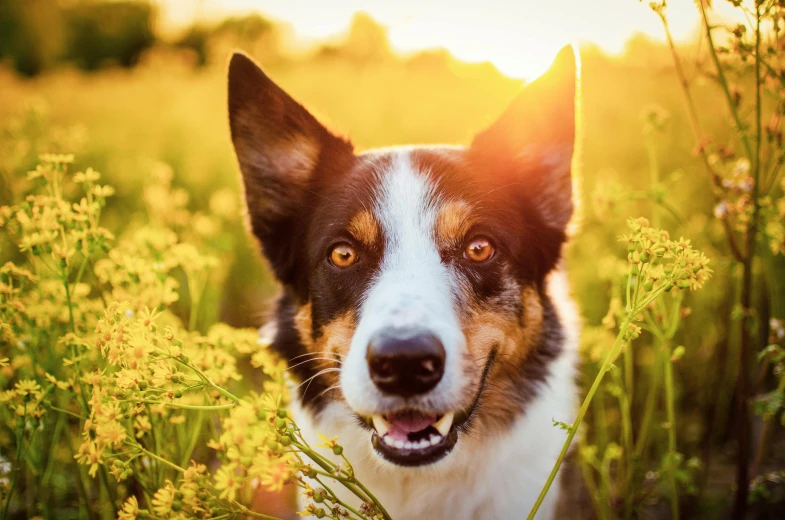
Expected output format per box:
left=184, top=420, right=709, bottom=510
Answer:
left=228, top=52, right=354, bottom=284
left=470, top=45, right=578, bottom=231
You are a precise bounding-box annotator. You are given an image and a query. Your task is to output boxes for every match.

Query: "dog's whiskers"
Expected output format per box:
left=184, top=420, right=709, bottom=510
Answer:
left=289, top=351, right=342, bottom=362
left=287, top=357, right=342, bottom=371
left=317, top=383, right=342, bottom=400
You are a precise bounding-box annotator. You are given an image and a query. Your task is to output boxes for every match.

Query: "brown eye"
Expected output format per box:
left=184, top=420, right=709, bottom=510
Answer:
left=330, top=243, right=358, bottom=268
left=464, top=237, right=495, bottom=263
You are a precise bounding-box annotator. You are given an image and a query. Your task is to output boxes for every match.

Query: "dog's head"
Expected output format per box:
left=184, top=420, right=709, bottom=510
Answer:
left=228, top=48, right=577, bottom=467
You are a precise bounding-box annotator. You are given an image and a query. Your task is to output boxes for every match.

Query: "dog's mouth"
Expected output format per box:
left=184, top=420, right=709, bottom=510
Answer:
left=369, top=410, right=458, bottom=466
left=360, top=348, right=497, bottom=467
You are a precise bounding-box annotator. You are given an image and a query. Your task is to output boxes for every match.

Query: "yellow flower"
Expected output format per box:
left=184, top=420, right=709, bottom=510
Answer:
left=95, top=420, right=126, bottom=448
left=15, top=379, right=41, bottom=397
left=214, top=464, right=242, bottom=502
left=259, top=458, right=292, bottom=493
left=74, top=441, right=103, bottom=477
left=134, top=416, right=151, bottom=439
left=118, top=496, right=139, bottom=520
left=151, top=480, right=176, bottom=515
left=316, top=434, right=339, bottom=450
left=0, top=357, right=9, bottom=367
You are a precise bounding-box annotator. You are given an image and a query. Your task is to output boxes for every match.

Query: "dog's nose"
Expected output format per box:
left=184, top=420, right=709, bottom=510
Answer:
left=366, top=330, right=445, bottom=396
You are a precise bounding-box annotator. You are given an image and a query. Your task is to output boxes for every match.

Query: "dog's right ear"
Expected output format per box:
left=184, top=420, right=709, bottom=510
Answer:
left=228, top=52, right=354, bottom=286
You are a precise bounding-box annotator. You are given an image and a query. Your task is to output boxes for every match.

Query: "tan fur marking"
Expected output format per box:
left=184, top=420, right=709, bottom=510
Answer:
left=347, top=210, right=380, bottom=249
left=462, top=284, right=545, bottom=435
left=294, top=302, right=314, bottom=351
left=293, top=302, right=356, bottom=390
left=520, top=285, right=544, bottom=353
left=435, top=200, right=474, bottom=249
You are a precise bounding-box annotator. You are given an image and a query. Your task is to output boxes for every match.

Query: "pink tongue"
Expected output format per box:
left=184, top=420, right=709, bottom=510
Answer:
left=385, top=411, right=437, bottom=441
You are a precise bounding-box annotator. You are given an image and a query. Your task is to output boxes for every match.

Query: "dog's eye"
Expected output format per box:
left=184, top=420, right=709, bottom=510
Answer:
left=464, top=237, right=495, bottom=263
left=330, top=243, right=358, bottom=268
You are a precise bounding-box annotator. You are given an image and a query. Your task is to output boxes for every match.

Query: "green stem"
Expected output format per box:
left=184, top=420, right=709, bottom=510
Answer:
left=645, top=135, right=662, bottom=229
left=49, top=405, right=85, bottom=420
left=293, top=440, right=391, bottom=520
left=1, top=403, right=26, bottom=520
left=527, top=313, right=634, bottom=519
left=313, top=476, right=367, bottom=520
left=124, top=400, right=236, bottom=411
left=664, top=343, right=680, bottom=520
left=615, top=353, right=634, bottom=518
left=165, top=352, right=242, bottom=403
left=697, top=1, right=754, bottom=162
left=179, top=410, right=204, bottom=469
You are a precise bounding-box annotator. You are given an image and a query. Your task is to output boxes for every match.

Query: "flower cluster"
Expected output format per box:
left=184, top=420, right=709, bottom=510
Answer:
left=0, top=155, right=387, bottom=520
left=619, top=217, right=712, bottom=295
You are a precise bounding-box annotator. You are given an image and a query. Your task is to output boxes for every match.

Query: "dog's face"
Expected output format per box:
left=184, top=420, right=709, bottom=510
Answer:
left=229, top=48, right=577, bottom=468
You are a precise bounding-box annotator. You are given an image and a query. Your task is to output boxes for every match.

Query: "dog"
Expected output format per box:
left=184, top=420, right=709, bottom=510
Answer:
left=228, top=45, right=582, bottom=519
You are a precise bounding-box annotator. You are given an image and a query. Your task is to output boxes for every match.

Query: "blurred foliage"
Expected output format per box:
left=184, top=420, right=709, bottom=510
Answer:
left=64, top=1, right=156, bottom=70
left=0, top=0, right=156, bottom=75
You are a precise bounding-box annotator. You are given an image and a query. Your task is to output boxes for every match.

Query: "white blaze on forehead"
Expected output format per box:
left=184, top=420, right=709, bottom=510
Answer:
left=339, top=150, right=467, bottom=415
left=369, top=151, right=458, bottom=333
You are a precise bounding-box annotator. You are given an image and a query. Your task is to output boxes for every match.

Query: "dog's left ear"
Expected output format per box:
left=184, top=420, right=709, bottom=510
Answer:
left=470, top=45, right=578, bottom=231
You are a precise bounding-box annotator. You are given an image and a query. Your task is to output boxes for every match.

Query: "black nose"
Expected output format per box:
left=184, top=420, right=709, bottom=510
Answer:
left=366, top=330, right=446, bottom=396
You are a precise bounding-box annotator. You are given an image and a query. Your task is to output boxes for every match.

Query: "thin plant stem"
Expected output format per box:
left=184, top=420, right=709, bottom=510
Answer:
left=697, top=2, right=754, bottom=162
left=751, top=372, right=785, bottom=476
left=663, top=342, right=680, bottom=520
left=1, top=403, right=26, bottom=520
left=656, top=7, right=745, bottom=262
left=528, top=314, right=634, bottom=519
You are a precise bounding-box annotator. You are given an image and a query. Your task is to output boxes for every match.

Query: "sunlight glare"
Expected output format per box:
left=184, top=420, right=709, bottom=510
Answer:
left=158, top=0, right=745, bottom=80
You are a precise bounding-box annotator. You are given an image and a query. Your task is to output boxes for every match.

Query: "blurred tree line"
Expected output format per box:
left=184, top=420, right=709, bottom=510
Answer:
left=0, top=1, right=410, bottom=76
left=0, top=0, right=156, bottom=75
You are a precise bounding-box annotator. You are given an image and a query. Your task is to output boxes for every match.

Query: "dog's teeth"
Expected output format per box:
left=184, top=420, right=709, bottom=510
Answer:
left=404, top=441, right=414, bottom=450
left=433, top=412, right=454, bottom=436
left=418, top=439, right=429, bottom=449
left=372, top=415, right=390, bottom=437
left=430, top=434, right=442, bottom=445
left=394, top=439, right=405, bottom=449
left=384, top=435, right=395, bottom=446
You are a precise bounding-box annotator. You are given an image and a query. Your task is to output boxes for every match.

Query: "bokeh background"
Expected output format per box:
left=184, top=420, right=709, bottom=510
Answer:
left=1, top=0, right=784, bottom=517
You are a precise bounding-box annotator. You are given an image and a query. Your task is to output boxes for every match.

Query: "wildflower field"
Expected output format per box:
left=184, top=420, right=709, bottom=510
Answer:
left=1, top=1, right=785, bottom=519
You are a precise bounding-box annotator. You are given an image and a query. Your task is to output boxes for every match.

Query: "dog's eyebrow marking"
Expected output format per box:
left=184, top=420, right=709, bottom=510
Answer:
left=435, top=200, right=474, bottom=250
left=347, top=210, right=380, bottom=249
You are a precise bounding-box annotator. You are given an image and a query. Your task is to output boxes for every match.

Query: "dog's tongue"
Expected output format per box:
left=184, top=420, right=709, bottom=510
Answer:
left=386, top=411, right=437, bottom=441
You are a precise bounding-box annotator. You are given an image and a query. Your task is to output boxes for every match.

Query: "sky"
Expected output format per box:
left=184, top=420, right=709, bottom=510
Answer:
left=158, top=0, right=743, bottom=79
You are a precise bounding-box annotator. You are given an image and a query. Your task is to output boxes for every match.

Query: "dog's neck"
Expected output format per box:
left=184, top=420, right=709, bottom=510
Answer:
left=289, top=272, right=580, bottom=520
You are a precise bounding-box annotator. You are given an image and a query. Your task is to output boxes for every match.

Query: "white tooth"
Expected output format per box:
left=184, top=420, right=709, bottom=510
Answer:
left=404, top=441, right=413, bottom=450
left=430, top=434, right=442, bottom=445
left=384, top=436, right=395, bottom=446
left=433, top=412, right=454, bottom=436
left=418, top=439, right=429, bottom=449
left=372, top=415, right=390, bottom=437
left=394, top=439, right=405, bottom=449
